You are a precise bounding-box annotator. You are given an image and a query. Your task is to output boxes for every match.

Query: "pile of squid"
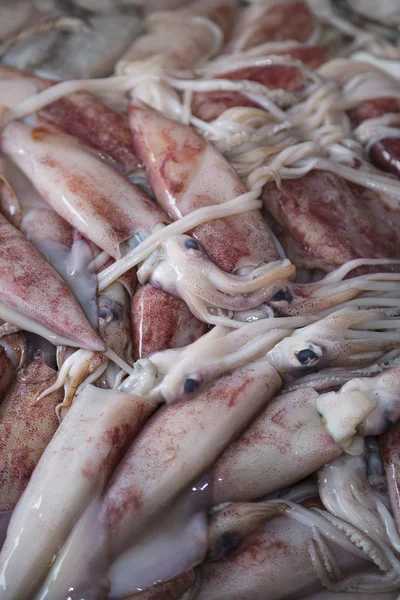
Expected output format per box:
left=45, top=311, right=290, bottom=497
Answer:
left=2, top=0, right=400, bottom=599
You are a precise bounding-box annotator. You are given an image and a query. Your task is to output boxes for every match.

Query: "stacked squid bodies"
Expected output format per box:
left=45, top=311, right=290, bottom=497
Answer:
left=0, top=1, right=400, bottom=600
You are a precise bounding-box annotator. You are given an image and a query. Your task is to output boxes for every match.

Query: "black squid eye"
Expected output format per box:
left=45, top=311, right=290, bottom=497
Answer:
left=296, top=348, right=318, bottom=366
left=269, top=287, right=293, bottom=304
left=184, top=378, right=201, bottom=394
left=184, top=238, right=200, bottom=251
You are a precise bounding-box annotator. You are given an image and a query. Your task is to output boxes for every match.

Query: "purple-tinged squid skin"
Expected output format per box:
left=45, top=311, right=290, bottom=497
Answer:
left=0, top=211, right=104, bottom=351
left=129, top=101, right=278, bottom=273
left=131, top=284, right=207, bottom=359
left=263, top=170, right=399, bottom=272
left=191, top=512, right=365, bottom=600
left=0, top=359, right=63, bottom=512
left=34, top=359, right=281, bottom=599
left=212, top=386, right=342, bottom=504
left=0, top=385, right=156, bottom=600
left=192, top=46, right=327, bottom=122
left=1, top=121, right=168, bottom=260
left=225, top=1, right=316, bottom=52
left=0, top=65, right=141, bottom=172
left=104, top=359, right=281, bottom=558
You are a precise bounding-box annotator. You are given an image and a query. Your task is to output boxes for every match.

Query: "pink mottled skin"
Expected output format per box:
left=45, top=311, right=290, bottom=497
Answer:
left=0, top=212, right=104, bottom=351
left=193, top=514, right=366, bottom=600
left=129, top=102, right=278, bottom=273
left=192, top=46, right=327, bottom=122
left=226, top=1, right=316, bottom=52
left=1, top=121, right=168, bottom=259
left=119, top=0, right=237, bottom=72
left=0, top=359, right=63, bottom=511
left=380, top=422, right=400, bottom=533
left=131, top=284, right=207, bottom=359
left=263, top=170, right=399, bottom=272
left=21, top=207, right=73, bottom=248
left=0, top=65, right=140, bottom=172
left=0, top=386, right=155, bottom=600
left=212, top=387, right=342, bottom=504
left=102, top=360, right=281, bottom=557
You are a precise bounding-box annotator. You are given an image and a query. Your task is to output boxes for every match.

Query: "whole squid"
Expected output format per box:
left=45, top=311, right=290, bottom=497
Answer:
left=0, top=210, right=103, bottom=350
left=32, top=357, right=282, bottom=599
left=0, top=384, right=156, bottom=600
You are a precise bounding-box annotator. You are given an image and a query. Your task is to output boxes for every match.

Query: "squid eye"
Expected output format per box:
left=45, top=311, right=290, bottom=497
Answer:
left=184, top=238, right=200, bottom=251
left=269, top=287, right=293, bottom=304
left=184, top=377, right=201, bottom=394
left=98, top=301, right=118, bottom=326
left=296, top=348, right=319, bottom=366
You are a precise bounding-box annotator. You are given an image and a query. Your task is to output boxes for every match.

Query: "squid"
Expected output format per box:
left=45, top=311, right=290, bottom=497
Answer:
left=116, top=0, right=237, bottom=75
left=130, top=284, right=207, bottom=359
left=31, top=358, right=282, bottom=599
left=0, top=158, right=119, bottom=408
left=127, top=101, right=294, bottom=324
left=212, top=364, right=400, bottom=505
left=225, top=1, right=318, bottom=53
left=0, top=121, right=168, bottom=260
left=0, top=209, right=103, bottom=350
left=266, top=308, right=400, bottom=375
left=262, top=169, right=400, bottom=273
left=318, top=452, right=400, bottom=566
left=1, top=2, right=142, bottom=81
left=0, top=383, right=156, bottom=600
left=191, top=45, right=327, bottom=122
left=0, top=64, right=141, bottom=172
left=0, top=348, right=63, bottom=512
left=189, top=500, right=400, bottom=599
left=0, top=121, right=216, bottom=349
left=121, top=321, right=298, bottom=403
left=124, top=308, right=400, bottom=405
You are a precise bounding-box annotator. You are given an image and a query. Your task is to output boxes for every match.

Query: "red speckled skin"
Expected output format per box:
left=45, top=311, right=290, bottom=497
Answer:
left=0, top=65, right=139, bottom=172
left=126, top=570, right=195, bottom=600
left=212, top=387, right=342, bottom=504
left=262, top=169, right=399, bottom=272
left=130, top=284, right=206, bottom=359
left=1, top=121, right=167, bottom=260
left=0, top=385, right=155, bottom=600
left=0, top=359, right=63, bottom=511
left=226, top=1, right=315, bottom=52
left=0, top=347, right=14, bottom=400
left=103, top=360, right=281, bottom=557
left=380, top=422, right=400, bottom=533
left=194, top=514, right=364, bottom=600
left=129, top=103, right=278, bottom=273
left=21, top=207, right=73, bottom=248
left=0, top=212, right=103, bottom=350
left=192, top=46, right=327, bottom=122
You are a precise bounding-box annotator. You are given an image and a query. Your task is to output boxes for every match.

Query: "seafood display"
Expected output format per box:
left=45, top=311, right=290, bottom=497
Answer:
left=1, top=1, right=400, bottom=599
